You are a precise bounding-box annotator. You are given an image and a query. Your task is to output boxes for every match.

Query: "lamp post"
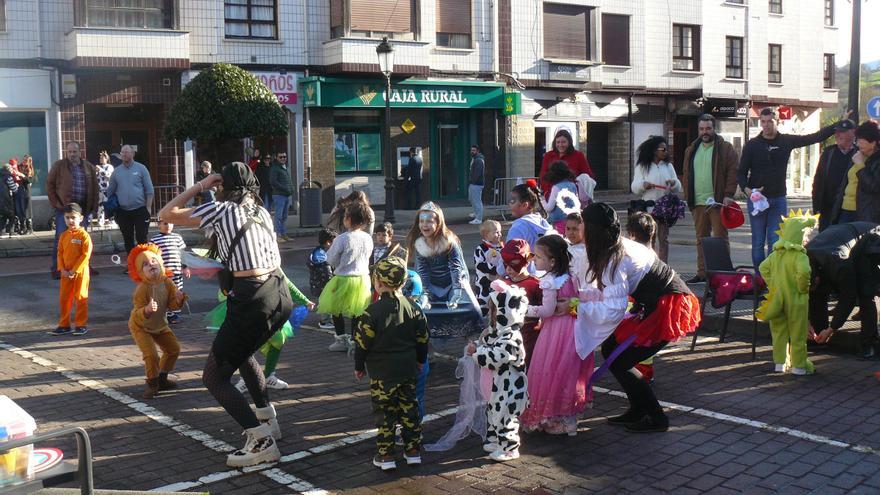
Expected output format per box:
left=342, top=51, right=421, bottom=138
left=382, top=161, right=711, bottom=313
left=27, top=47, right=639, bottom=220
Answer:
left=376, top=37, right=396, bottom=223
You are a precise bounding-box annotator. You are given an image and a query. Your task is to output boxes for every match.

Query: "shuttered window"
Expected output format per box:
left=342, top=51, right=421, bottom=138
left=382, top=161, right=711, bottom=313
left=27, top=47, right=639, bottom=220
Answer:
left=601, top=14, right=629, bottom=66
left=543, top=3, right=591, bottom=61
left=351, top=0, right=412, bottom=34
left=437, top=0, right=472, bottom=47
left=330, top=0, right=343, bottom=35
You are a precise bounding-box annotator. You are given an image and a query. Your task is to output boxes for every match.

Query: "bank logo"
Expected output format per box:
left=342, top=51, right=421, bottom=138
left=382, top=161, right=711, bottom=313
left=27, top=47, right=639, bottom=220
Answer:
left=305, top=84, right=315, bottom=100
left=357, top=85, right=378, bottom=105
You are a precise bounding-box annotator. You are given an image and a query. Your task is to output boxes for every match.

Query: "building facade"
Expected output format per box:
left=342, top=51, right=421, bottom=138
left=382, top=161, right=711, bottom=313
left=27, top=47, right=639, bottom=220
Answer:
left=0, top=0, right=843, bottom=224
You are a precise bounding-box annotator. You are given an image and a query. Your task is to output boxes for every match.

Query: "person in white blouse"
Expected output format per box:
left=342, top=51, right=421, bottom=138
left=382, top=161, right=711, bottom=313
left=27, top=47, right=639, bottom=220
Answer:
left=630, top=136, right=682, bottom=262
left=571, top=203, right=700, bottom=433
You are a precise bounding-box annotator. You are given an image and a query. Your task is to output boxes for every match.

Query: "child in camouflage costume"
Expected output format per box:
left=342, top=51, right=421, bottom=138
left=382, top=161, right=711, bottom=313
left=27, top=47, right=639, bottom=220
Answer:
left=354, top=256, right=430, bottom=471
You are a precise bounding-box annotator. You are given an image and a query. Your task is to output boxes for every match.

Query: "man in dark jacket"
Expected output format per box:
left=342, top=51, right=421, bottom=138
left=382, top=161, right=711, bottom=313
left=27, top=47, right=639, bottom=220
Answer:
left=468, top=145, right=485, bottom=225
left=808, top=222, right=880, bottom=359
left=812, top=120, right=857, bottom=231
left=269, top=152, right=294, bottom=241
left=0, top=163, right=18, bottom=238
left=255, top=154, right=273, bottom=211
left=405, top=147, right=423, bottom=209
left=738, top=107, right=844, bottom=272
left=828, top=120, right=880, bottom=226
left=680, top=114, right=740, bottom=283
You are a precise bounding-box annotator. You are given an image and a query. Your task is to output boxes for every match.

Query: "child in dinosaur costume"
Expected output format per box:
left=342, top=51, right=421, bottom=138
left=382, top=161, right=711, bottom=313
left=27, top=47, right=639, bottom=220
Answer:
left=128, top=243, right=187, bottom=398
left=757, top=210, right=819, bottom=375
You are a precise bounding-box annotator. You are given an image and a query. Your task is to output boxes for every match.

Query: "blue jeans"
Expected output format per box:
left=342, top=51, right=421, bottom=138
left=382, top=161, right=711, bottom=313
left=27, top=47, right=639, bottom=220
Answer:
left=748, top=196, right=787, bottom=274
left=469, top=184, right=483, bottom=221
left=272, top=194, right=290, bottom=235
left=51, top=208, right=90, bottom=272
left=261, top=191, right=273, bottom=211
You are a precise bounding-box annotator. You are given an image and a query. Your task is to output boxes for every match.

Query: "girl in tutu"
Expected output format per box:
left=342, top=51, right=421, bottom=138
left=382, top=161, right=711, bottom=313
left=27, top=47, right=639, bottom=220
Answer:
left=574, top=203, right=700, bottom=433
left=521, top=234, right=593, bottom=435
left=318, top=201, right=374, bottom=351
left=406, top=202, right=483, bottom=337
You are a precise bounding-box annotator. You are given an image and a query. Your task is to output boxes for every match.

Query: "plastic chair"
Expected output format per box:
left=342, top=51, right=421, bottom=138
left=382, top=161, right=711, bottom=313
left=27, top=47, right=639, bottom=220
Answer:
left=690, top=237, right=762, bottom=359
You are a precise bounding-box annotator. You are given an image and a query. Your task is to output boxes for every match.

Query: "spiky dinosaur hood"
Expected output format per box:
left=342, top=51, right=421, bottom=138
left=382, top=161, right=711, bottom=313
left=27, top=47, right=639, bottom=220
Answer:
left=772, top=209, right=819, bottom=253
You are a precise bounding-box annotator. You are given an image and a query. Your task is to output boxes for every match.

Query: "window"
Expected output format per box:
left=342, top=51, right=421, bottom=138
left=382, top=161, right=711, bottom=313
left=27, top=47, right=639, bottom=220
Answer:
left=601, top=14, right=630, bottom=66
left=437, top=0, right=472, bottom=48
left=725, top=0, right=745, bottom=4
left=335, top=0, right=414, bottom=40
left=0, top=0, right=6, bottom=32
left=82, top=0, right=174, bottom=29
left=824, top=0, right=834, bottom=26
left=0, top=112, right=48, bottom=197
left=824, top=53, right=835, bottom=88
left=769, top=0, right=782, bottom=14
left=334, top=132, right=382, bottom=173
left=768, top=44, right=782, bottom=83
left=672, top=24, right=700, bottom=71
left=543, top=3, right=592, bottom=61
left=726, top=36, right=744, bottom=79
left=225, top=0, right=277, bottom=39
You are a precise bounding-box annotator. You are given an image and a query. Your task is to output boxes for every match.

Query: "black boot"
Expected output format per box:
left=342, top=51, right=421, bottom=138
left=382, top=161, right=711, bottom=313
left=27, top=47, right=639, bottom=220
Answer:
left=625, top=412, right=670, bottom=433
left=24, top=219, right=32, bottom=235
left=157, top=372, right=177, bottom=391
left=607, top=408, right=644, bottom=426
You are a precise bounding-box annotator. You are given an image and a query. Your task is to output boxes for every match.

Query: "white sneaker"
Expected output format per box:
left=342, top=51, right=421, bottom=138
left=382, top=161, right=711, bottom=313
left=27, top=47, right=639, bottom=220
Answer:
left=489, top=449, right=520, bottom=462
left=266, top=373, right=288, bottom=390
left=790, top=367, right=809, bottom=376
left=483, top=443, right=499, bottom=453
left=468, top=219, right=483, bottom=225
left=372, top=455, right=397, bottom=471
left=404, top=451, right=422, bottom=465
left=255, top=403, right=282, bottom=440
left=773, top=364, right=787, bottom=373
left=318, top=320, right=335, bottom=329
left=226, top=424, right=280, bottom=467
left=328, top=335, right=350, bottom=352
left=235, top=378, right=248, bottom=393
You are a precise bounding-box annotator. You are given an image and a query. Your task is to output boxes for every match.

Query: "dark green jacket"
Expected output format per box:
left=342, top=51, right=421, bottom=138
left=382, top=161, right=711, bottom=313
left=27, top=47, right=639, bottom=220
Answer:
left=269, top=161, right=293, bottom=196
left=354, top=292, right=429, bottom=384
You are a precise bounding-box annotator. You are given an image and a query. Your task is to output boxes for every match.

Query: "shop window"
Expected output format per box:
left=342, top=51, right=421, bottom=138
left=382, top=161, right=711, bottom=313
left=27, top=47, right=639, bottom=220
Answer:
left=331, top=0, right=416, bottom=40
left=824, top=53, right=835, bottom=88
left=437, top=0, right=472, bottom=48
left=672, top=24, right=700, bottom=71
left=80, top=0, right=175, bottom=29
left=334, top=131, right=382, bottom=173
left=769, top=0, right=782, bottom=14
left=543, top=3, right=594, bottom=61
left=768, top=44, right=782, bottom=83
left=225, top=0, right=277, bottom=39
left=0, top=112, right=48, bottom=197
left=601, top=14, right=630, bottom=66
left=824, top=0, right=834, bottom=26
left=726, top=36, right=744, bottom=79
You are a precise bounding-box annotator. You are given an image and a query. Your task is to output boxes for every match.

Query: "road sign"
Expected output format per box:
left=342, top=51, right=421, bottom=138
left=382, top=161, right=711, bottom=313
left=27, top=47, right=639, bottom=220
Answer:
left=868, top=96, right=880, bottom=120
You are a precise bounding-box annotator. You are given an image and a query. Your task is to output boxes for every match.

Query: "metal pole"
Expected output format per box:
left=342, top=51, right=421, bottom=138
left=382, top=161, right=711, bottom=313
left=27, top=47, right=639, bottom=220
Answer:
left=848, top=0, right=861, bottom=122
left=384, top=74, right=396, bottom=223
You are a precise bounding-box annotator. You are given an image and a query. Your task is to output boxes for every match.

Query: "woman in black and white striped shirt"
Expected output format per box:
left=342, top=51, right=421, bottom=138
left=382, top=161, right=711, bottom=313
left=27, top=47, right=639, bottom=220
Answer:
left=159, top=161, right=292, bottom=468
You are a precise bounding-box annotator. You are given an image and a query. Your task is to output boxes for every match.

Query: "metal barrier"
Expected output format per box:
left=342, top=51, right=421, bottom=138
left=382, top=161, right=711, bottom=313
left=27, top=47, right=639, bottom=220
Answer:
left=151, top=185, right=186, bottom=220
left=489, top=177, right=537, bottom=220
left=0, top=426, right=94, bottom=494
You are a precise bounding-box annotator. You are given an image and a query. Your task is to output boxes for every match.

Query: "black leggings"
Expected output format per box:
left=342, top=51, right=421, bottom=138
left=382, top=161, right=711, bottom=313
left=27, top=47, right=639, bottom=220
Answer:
left=333, top=315, right=359, bottom=337
left=203, top=270, right=293, bottom=429
left=601, top=336, right=668, bottom=416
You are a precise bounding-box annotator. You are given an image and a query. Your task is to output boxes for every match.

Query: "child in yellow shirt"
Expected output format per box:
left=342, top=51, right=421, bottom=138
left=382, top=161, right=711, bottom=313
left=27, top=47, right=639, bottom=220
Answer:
left=49, top=203, right=92, bottom=336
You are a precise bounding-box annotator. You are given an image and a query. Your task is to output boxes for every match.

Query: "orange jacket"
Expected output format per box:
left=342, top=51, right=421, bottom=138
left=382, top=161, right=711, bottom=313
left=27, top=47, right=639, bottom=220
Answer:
left=57, top=227, right=92, bottom=274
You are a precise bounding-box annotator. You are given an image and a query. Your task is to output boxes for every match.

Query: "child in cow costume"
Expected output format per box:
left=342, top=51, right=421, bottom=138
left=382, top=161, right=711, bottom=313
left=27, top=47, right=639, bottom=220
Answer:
left=467, top=279, right=529, bottom=462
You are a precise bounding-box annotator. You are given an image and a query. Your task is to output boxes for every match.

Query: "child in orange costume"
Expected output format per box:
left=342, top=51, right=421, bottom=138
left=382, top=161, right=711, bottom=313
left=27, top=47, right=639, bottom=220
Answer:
left=50, top=203, right=92, bottom=336
left=128, top=243, right=187, bottom=399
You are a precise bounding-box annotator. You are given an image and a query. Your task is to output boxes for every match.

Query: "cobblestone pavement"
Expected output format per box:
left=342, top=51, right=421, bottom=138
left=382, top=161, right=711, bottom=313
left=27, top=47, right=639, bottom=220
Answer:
left=5, top=196, right=880, bottom=493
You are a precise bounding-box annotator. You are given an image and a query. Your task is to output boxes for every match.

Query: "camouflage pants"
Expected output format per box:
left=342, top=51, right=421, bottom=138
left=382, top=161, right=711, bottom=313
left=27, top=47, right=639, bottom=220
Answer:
left=371, top=378, right=421, bottom=456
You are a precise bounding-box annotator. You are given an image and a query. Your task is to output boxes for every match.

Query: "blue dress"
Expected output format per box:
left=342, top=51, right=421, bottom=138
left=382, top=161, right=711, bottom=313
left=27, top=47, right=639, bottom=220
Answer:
left=414, top=237, right=484, bottom=337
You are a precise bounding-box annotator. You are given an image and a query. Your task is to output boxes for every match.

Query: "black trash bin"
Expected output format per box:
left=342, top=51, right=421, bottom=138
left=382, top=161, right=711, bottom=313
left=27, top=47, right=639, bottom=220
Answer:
left=299, top=180, right=322, bottom=228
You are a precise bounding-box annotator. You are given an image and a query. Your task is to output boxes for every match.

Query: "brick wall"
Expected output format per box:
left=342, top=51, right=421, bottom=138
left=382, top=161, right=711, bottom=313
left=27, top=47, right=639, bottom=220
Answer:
left=303, top=108, right=337, bottom=213
left=607, top=122, right=631, bottom=190
left=507, top=116, right=534, bottom=179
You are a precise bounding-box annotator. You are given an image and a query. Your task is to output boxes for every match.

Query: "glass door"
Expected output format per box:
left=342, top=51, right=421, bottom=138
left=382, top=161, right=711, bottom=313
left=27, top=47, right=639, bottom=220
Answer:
left=437, top=124, right=462, bottom=199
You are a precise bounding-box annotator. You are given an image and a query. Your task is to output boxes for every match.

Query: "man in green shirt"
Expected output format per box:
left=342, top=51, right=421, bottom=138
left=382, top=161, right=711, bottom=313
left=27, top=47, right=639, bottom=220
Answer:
left=681, top=114, right=741, bottom=283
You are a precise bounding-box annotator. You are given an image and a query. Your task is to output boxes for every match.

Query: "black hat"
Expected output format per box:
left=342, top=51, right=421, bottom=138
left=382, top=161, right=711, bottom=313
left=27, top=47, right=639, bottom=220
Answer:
left=834, top=119, right=856, bottom=131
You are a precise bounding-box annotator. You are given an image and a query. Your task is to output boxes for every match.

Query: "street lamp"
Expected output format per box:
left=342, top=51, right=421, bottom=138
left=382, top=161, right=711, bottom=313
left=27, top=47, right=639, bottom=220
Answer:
left=376, top=36, right=396, bottom=223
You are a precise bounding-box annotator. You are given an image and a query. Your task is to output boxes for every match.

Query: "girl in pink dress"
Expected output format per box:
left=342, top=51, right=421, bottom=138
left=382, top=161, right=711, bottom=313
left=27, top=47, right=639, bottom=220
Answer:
left=520, top=234, right=594, bottom=435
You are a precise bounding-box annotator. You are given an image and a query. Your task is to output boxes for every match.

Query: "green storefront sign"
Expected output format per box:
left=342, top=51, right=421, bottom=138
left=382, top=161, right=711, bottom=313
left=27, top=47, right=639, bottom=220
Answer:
left=300, top=77, right=506, bottom=109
